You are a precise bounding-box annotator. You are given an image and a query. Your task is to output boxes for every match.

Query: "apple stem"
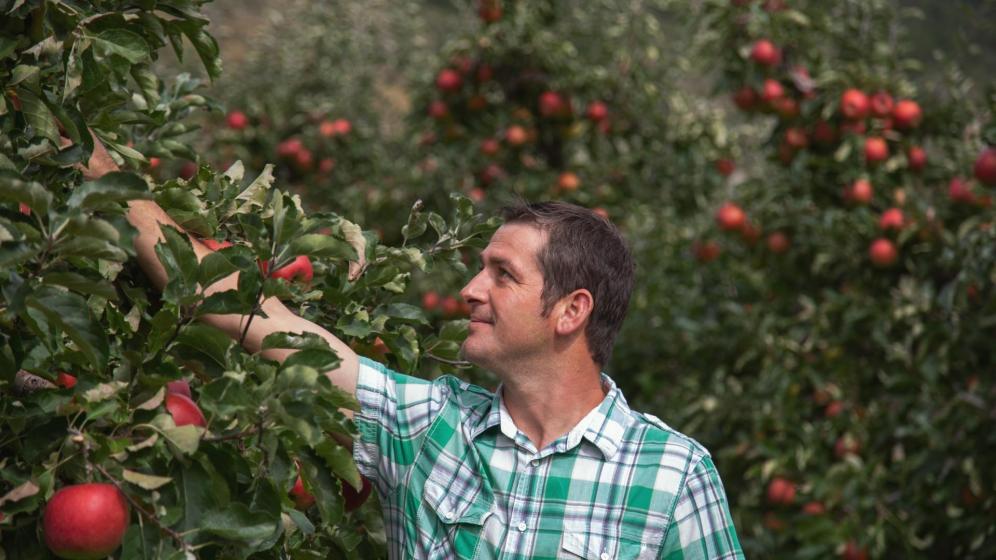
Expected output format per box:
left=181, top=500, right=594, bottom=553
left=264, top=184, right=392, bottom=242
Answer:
left=91, top=463, right=191, bottom=552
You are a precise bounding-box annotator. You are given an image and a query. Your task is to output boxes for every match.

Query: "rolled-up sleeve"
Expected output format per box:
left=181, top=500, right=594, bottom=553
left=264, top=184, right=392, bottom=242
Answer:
left=352, top=357, right=451, bottom=493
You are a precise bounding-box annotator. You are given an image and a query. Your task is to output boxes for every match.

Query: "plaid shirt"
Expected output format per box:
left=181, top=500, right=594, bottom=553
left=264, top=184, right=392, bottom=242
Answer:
left=353, top=357, right=743, bottom=560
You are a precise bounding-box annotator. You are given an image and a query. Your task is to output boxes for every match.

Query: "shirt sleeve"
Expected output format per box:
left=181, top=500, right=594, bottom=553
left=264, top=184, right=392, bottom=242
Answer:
left=351, top=357, right=453, bottom=492
left=659, top=455, right=744, bottom=560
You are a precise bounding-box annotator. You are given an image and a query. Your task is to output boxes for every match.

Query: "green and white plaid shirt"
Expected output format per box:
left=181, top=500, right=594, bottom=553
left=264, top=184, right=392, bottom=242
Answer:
left=353, top=357, right=744, bottom=560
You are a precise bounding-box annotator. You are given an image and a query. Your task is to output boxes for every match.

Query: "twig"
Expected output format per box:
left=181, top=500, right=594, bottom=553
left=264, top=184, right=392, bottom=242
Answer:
left=203, top=427, right=259, bottom=442
left=424, top=352, right=473, bottom=368
left=92, top=463, right=190, bottom=552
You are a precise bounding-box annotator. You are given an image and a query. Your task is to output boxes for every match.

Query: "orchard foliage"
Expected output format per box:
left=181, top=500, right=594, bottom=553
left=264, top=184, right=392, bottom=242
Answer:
left=2, top=0, right=994, bottom=559
left=0, top=1, right=497, bottom=558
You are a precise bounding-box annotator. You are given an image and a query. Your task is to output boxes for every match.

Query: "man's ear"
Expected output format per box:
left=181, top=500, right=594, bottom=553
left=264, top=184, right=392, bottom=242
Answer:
left=555, top=289, right=594, bottom=336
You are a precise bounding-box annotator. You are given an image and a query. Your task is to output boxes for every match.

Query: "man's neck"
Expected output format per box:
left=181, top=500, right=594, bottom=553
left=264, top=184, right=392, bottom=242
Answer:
left=497, top=358, right=606, bottom=451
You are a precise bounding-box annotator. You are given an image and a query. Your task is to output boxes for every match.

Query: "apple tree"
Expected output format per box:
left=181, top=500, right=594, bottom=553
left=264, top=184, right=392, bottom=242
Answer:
left=0, top=1, right=497, bottom=558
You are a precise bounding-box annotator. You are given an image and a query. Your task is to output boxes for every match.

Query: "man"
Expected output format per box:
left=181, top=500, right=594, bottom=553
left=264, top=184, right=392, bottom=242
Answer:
left=86, top=140, right=742, bottom=559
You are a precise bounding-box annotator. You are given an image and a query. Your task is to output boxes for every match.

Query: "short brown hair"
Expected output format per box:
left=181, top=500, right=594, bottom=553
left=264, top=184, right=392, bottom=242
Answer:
left=501, top=201, right=635, bottom=366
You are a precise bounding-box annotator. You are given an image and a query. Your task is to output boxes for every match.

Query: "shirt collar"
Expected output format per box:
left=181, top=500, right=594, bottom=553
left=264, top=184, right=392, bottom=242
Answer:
left=467, top=373, right=630, bottom=461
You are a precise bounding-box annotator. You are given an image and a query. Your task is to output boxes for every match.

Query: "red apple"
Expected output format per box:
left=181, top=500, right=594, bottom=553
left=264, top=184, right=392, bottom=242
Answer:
left=166, top=379, right=192, bottom=398
left=331, top=119, right=352, bottom=136
left=715, top=202, right=746, bottom=232
left=811, top=121, right=837, bottom=145
left=842, top=541, right=868, bottom=560
left=825, top=400, right=844, bottom=418
left=869, top=91, right=893, bottom=117
left=802, top=501, right=826, bottom=515
left=907, top=146, right=926, bottom=172
left=766, top=232, right=790, bottom=254
left=57, top=372, right=77, bottom=389
left=277, top=138, right=303, bottom=158
left=740, top=222, right=761, bottom=246
left=586, top=101, right=609, bottom=122
left=319, top=120, right=336, bottom=137
left=845, top=179, right=874, bottom=205
left=785, top=127, right=808, bottom=149
left=148, top=157, right=161, bottom=171
left=750, top=39, right=781, bottom=67
left=475, top=63, right=494, bottom=83
left=760, top=79, right=784, bottom=103
left=18, top=202, right=31, bottom=215
left=44, top=483, right=129, bottom=560
left=226, top=110, right=248, bottom=130
left=840, top=89, right=870, bottom=120
left=505, top=125, right=528, bottom=146
left=878, top=208, right=905, bottom=231
left=467, top=94, right=488, bottom=111
left=441, top=296, right=460, bottom=318
left=766, top=477, right=796, bottom=506
left=693, top=240, right=721, bottom=263
left=480, top=138, right=500, bottom=156
left=975, top=147, right=996, bottom=185
left=343, top=475, right=373, bottom=512
left=772, top=97, right=799, bottom=120
left=435, top=68, right=462, bottom=92
left=422, top=291, right=441, bottom=311
left=271, top=255, right=314, bottom=283
left=732, top=86, right=758, bottom=111
left=891, top=100, right=922, bottom=130
left=318, top=158, right=335, bottom=174
left=165, top=392, right=207, bottom=427
left=428, top=100, right=448, bottom=120
left=592, top=207, right=610, bottom=220
left=539, top=91, right=568, bottom=118
left=290, top=476, right=315, bottom=510
left=869, top=238, right=897, bottom=268
left=948, top=177, right=975, bottom=204
left=864, top=137, right=888, bottom=164
left=179, top=161, right=197, bottom=180
left=479, top=163, right=505, bottom=185
left=294, top=148, right=313, bottom=170
left=715, top=158, right=735, bottom=177
left=557, top=171, right=580, bottom=192
left=478, top=0, right=502, bottom=23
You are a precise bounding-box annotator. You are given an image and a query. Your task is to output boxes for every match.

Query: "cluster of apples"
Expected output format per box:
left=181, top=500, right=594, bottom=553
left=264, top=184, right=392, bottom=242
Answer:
left=694, top=201, right=791, bottom=262
left=426, top=53, right=611, bottom=201
left=201, top=238, right=314, bottom=283
left=764, top=475, right=867, bottom=559
left=421, top=290, right=470, bottom=318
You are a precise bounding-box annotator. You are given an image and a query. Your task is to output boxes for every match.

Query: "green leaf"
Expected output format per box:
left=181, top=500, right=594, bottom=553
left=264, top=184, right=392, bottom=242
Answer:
left=122, top=469, right=173, bottom=490
left=200, top=503, right=279, bottom=544
left=0, top=170, right=52, bottom=215
left=380, top=302, right=429, bottom=324
left=194, top=290, right=252, bottom=317
left=162, top=424, right=204, bottom=456
left=156, top=226, right=200, bottom=305
left=197, top=251, right=238, bottom=288
left=89, top=28, right=150, bottom=65
left=174, top=324, right=233, bottom=368
left=315, top=439, right=361, bottom=491
left=282, top=349, right=341, bottom=373
left=41, top=272, right=117, bottom=300
left=25, top=286, right=108, bottom=371
left=174, top=21, right=222, bottom=80
left=16, top=88, right=59, bottom=145
left=288, top=234, right=358, bottom=260
left=67, top=172, right=151, bottom=210
left=261, top=332, right=337, bottom=352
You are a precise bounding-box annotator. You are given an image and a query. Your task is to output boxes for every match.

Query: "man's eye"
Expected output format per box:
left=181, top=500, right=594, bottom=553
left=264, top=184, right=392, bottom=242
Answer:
left=499, top=269, right=513, bottom=279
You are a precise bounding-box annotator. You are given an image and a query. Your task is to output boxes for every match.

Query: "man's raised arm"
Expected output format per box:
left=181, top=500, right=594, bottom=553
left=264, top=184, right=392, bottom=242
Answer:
left=83, top=138, right=360, bottom=417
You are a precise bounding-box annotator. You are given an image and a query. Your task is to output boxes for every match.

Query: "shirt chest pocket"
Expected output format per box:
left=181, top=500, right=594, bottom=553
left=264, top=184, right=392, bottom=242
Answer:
left=560, top=525, right=660, bottom=560
left=418, top=470, right=495, bottom=560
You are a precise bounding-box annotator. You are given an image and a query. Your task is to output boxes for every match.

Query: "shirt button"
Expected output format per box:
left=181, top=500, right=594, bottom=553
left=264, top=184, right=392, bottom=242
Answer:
left=517, top=521, right=527, bottom=532
left=444, top=511, right=455, bottom=521
left=600, top=553, right=609, bottom=560
left=530, top=459, right=539, bottom=467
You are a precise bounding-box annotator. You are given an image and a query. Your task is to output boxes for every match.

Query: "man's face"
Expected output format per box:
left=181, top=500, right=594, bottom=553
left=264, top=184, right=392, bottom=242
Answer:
left=459, top=223, right=555, bottom=373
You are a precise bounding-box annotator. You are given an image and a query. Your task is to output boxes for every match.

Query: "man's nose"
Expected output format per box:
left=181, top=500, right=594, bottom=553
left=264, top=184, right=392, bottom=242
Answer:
left=460, top=270, right=486, bottom=305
